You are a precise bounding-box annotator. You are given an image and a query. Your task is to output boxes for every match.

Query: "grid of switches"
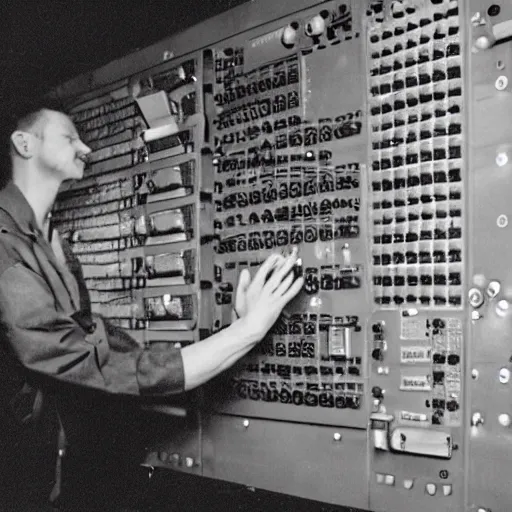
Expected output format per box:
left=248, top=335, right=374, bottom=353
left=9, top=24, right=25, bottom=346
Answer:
left=367, top=0, right=463, bottom=308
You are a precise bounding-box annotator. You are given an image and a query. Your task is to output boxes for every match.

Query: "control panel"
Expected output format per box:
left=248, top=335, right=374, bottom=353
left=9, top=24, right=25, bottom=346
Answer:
left=47, top=0, right=512, bottom=510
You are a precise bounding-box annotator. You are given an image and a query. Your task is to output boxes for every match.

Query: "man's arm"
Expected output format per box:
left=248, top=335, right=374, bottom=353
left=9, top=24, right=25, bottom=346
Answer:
left=0, top=251, right=302, bottom=395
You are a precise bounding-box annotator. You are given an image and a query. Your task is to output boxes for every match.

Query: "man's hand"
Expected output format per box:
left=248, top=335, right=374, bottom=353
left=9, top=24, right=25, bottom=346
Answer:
left=234, top=248, right=304, bottom=340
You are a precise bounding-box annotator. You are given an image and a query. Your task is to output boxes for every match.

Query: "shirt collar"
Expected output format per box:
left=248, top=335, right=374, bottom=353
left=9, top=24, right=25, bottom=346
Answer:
left=0, top=181, right=41, bottom=237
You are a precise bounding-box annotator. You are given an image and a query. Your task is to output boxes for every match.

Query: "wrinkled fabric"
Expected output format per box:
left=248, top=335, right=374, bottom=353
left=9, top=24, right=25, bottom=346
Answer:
left=0, top=181, right=185, bottom=419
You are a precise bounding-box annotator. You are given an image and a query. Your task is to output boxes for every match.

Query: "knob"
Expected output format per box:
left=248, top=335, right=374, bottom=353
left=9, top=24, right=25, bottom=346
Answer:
left=469, top=288, right=484, bottom=308
left=499, top=413, right=511, bottom=427
left=372, top=322, right=384, bottom=334
left=372, top=348, right=384, bottom=361
left=471, top=412, right=485, bottom=427
left=372, top=386, right=384, bottom=399
left=305, top=13, right=327, bottom=37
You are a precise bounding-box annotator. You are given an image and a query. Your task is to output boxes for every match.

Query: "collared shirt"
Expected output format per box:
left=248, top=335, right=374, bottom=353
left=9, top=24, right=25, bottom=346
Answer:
left=0, top=181, right=185, bottom=410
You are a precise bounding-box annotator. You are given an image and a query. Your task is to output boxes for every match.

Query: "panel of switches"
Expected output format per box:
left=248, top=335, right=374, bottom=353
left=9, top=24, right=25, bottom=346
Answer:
left=367, top=0, right=464, bottom=309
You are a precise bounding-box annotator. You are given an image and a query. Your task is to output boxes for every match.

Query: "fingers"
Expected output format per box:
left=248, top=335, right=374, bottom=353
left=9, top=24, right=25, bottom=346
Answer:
left=275, top=270, right=296, bottom=296
left=279, top=276, right=304, bottom=305
left=266, top=248, right=299, bottom=291
left=236, top=268, right=251, bottom=296
left=252, top=253, right=285, bottom=289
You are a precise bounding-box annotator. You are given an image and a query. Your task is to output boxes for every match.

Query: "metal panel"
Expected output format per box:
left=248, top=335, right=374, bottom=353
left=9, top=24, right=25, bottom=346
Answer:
left=202, top=414, right=369, bottom=510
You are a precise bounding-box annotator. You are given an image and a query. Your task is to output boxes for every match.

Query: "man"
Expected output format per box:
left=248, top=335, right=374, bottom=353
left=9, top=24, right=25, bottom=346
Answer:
left=0, top=104, right=303, bottom=510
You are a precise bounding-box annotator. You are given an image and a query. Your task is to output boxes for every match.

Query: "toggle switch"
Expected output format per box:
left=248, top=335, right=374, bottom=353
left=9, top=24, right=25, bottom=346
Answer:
left=342, top=243, right=351, bottom=268
left=471, top=412, right=485, bottom=427
left=487, top=280, right=501, bottom=298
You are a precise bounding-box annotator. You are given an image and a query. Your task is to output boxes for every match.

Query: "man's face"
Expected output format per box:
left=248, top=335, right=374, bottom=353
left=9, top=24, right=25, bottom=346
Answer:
left=35, top=111, right=91, bottom=181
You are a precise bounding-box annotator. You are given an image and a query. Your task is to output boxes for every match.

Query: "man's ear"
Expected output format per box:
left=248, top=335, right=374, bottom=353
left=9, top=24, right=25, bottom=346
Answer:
left=10, top=131, right=34, bottom=159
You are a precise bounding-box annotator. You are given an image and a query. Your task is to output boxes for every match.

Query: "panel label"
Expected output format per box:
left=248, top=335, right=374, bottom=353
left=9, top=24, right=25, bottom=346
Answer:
left=400, top=375, right=431, bottom=391
left=400, top=346, right=431, bottom=364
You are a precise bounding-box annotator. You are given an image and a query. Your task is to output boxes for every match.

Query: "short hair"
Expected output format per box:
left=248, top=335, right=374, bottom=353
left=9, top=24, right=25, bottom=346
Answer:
left=9, top=97, right=67, bottom=139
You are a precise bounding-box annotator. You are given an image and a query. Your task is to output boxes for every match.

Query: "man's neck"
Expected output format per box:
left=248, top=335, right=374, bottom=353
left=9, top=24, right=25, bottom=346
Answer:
left=13, top=171, right=62, bottom=231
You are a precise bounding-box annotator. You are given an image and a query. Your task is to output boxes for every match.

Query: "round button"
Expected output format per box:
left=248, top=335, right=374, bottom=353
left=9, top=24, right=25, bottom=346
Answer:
left=243, top=419, right=250, bottom=428
left=496, top=153, right=509, bottom=167
left=496, top=299, right=510, bottom=317
left=499, top=368, right=510, bottom=384
left=475, top=35, right=493, bottom=50
left=333, top=432, right=342, bottom=442
left=185, top=457, right=195, bottom=468
left=499, top=413, right=511, bottom=427
left=497, top=214, right=509, bottom=228
left=468, top=288, right=484, bottom=308
left=496, top=75, right=509, bottom=91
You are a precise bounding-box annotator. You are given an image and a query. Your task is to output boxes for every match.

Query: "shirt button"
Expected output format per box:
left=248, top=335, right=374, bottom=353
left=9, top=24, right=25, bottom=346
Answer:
left=87, top=322, right=97, bottom=334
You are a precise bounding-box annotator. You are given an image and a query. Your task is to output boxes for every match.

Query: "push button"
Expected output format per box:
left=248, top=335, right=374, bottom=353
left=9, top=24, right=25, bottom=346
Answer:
left=442, top=484, right=452, bottom=496
left=385, top=474, right=395, bottom=486
left=403, top=479, right=414, bottom=490
left=376, top=473, right=385, bottom=484
left=426, top=483, right=437, bottom=496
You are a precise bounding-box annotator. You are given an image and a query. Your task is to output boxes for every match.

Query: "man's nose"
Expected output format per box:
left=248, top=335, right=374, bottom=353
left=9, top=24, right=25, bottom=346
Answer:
left=77, top=140, right=92, bottom=162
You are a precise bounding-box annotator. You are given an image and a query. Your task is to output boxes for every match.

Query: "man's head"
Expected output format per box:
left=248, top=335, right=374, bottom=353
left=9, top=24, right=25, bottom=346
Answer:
left=9, top=107, right=91, bottom=183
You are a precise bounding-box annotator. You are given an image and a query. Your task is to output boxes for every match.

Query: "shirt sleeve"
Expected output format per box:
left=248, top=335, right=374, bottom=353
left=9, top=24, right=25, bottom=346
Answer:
left=0, top=263, right=185, bottom=396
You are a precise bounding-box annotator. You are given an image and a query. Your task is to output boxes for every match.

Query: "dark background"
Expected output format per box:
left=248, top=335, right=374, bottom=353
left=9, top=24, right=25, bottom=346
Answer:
left=0, top=0, right=248, bottom=180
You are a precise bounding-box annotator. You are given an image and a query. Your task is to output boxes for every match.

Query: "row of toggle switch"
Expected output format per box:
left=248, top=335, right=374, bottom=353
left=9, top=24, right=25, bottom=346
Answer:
left=158, top=451, right=198, bottom=468
left=375, top=473, right=452, bottom=496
